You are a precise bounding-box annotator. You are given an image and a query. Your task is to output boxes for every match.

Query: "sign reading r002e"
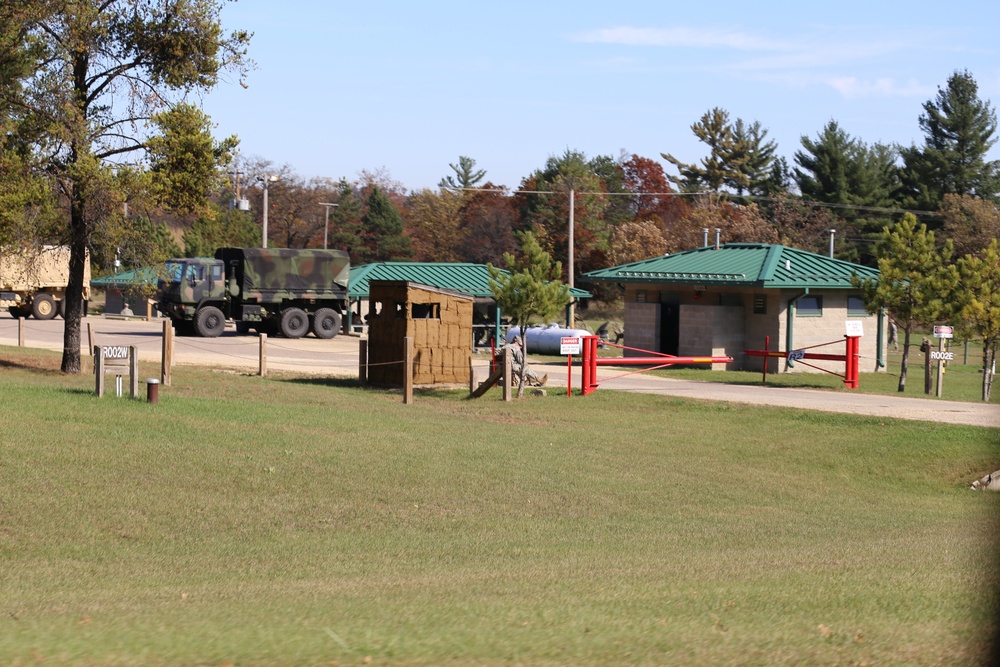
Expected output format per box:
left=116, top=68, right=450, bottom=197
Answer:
left=930, top=351, right=954, bottom=361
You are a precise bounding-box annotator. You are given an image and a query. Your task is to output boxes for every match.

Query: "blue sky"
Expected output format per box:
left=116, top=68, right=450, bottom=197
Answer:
left=201, top=1, right=1000, bottom=193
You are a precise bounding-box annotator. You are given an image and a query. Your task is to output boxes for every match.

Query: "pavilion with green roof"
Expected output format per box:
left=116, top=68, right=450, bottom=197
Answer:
left=583, top=243, right=886, bottom=373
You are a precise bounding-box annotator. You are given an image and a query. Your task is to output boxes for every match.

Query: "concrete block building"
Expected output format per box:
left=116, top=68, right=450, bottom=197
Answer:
left=584, top=243, right=887, bottom=374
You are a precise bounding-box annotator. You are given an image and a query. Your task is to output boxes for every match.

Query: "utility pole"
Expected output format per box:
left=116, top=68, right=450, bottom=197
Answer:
left=319, top=203, right=339, bottom=250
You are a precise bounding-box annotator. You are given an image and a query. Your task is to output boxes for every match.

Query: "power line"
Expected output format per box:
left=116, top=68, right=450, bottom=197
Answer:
left=441, top=185, right=942, bottom=218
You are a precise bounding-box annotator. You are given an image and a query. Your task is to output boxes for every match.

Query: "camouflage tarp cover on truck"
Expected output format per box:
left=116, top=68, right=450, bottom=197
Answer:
left=215, top=247, right=349, bottom=301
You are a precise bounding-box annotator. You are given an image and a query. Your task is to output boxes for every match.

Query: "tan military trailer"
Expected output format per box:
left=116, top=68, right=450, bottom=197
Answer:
left=155, top=247, right=350, bottom=338
left=0, top=245, right=91, bottom=319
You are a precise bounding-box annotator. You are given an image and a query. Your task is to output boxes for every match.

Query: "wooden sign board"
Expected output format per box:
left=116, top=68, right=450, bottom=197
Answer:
left=95, top=345, right=139, bottom=398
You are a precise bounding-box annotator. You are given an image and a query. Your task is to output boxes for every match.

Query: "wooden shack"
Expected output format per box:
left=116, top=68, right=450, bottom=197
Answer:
left=366, top=280, right=474, bottom=386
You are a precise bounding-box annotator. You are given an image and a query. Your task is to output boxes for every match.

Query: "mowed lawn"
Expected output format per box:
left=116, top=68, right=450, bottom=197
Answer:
left=1, top=347, right=998, bottom=666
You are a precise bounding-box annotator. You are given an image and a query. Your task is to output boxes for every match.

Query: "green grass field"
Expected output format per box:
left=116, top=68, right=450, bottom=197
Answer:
left=1, top=346, right=998, bottom=666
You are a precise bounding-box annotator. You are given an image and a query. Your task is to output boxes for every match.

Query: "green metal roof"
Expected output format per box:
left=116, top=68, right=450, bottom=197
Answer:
left=349, top=262, right=591, bottom=300
left=583, top=243, right=879, bottom=289
left=90, top=267, right=158, bottom=288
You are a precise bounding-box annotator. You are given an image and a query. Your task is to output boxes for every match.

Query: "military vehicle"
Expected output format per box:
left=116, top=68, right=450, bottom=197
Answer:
left=1, top=245, right=90, bottom=319
left=156, top=247, right=349, bottom=338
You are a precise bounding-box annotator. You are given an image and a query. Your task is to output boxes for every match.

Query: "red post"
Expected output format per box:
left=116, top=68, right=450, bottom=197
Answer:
left=582, top=335, right=600, bottom=396
left=762, top=335, right=770, bottom=384
left=566, top=353, right=572, bottom=397
left=844, top=336, right=860, bottom=389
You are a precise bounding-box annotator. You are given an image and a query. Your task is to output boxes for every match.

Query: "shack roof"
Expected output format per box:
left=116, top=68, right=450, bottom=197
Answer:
left=583, top=243, right=879, bottom=290
left=349, top=262, right=591, bottom=300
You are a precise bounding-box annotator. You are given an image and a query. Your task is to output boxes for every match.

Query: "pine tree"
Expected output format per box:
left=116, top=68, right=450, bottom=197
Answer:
left=361, top=186, right=412, bottom=263
left=952, top=240, right=1000, bottom=401
left=900, top=70, right=1000, bottom=211
left=852, top=214, right=956, bottom=392
left=438, top=156, right=486, bottom=190
left=662, top=108, right=748, bottom=192
left=487, top=231, right=570, bottom=397
left=731, top=119, right=779, bottom=196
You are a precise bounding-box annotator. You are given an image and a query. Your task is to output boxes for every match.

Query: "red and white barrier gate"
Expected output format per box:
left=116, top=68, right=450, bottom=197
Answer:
left=578, top=336, right=733, bottom=396
left=744, top=335, right=861, bottom=389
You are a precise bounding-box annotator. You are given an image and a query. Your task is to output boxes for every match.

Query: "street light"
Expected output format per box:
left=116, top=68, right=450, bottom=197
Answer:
left=319, top=202, right=339, bottom=250
left=258, top=174, right=278, bottom=248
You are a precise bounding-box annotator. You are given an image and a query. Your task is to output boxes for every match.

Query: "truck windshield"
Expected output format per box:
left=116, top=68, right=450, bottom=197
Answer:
left=162, top=261, right=184, bottom=284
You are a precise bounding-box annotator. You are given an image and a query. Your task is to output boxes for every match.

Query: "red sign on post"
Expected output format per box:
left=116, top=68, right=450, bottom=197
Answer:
left=561, top=337, right=581, bottom=398
left=933, top=325, right=954, bottom=339
left=560, top=337, right=581, bottom=355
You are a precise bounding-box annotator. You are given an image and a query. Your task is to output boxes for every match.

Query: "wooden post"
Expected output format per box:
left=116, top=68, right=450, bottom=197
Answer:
left=921, top=338, right=932, bottom=395
left=18, top=317, right=24, bottom=347
left=87, top=321, right=95, bottom=355
left=94, top=346, right=105, bottom=397
left=502, top=348, right=512, bottom=402
left=469, top=358, right=475, bottom=396
left=129, top=346, right=139, bottom=398
left=161, top=320, right=172, bottom=387
left=403, top=336, right=414, bottom=404
left=359, top=339, right=368, bottom=385
left=259, top=333, right=267, bottom=377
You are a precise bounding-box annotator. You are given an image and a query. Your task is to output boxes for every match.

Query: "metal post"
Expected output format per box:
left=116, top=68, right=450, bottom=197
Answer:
left=262, top=180, right=269, bottom=249
left=568, top=189, right=575, bottom=328
left=936, top=336, right=945, bottom=398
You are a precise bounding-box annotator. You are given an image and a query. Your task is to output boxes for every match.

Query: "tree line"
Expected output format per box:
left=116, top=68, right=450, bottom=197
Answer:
left=193, top=71, right=999, bottom=282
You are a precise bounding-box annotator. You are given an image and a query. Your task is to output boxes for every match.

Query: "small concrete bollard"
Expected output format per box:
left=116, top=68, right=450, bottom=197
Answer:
left=146, top=378, right=160, bottom=404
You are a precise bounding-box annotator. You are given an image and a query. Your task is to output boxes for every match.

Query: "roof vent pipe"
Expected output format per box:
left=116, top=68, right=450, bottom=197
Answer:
left=715, top=228, right=721, bottom=250
left=703, top=228, right=709, bottom=247
left=828, top=229, right=836, bottom=258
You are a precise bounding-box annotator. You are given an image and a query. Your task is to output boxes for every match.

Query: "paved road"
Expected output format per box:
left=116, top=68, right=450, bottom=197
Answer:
left=2, top=313, right=997, bottom=429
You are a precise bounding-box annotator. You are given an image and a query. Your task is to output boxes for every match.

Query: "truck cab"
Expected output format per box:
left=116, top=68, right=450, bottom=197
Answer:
left=156, top=258, right=226, bottom=332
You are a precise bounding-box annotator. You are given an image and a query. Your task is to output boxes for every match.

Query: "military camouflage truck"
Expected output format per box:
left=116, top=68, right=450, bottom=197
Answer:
left=156, top=247, right=349, bottom=338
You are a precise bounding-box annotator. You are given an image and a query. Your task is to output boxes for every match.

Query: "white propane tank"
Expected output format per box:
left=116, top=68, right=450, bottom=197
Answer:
left=505, top=323, right=592, bottom=355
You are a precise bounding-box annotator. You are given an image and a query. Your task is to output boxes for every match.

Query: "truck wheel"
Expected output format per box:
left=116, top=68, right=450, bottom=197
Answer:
left=280, top=307, right=309, bottom=338
left=31, top=294, right=57, bottom=320
left=57, top=299, right=66, bottom=319
left=311, top=308, right=342, bottom=339
left=8, top=306, right=29, bottom=318
left=193, top=306, right=225, bottom=337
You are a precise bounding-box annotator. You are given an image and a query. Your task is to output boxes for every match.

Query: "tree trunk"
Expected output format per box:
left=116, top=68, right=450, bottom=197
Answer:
left=60, top=191, right=87, bottom=374
left=516, top=325, right=527, bottom=398
left=897, top=328, right=912, bottom=392
left=983, top=341, right=995, bottom=403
